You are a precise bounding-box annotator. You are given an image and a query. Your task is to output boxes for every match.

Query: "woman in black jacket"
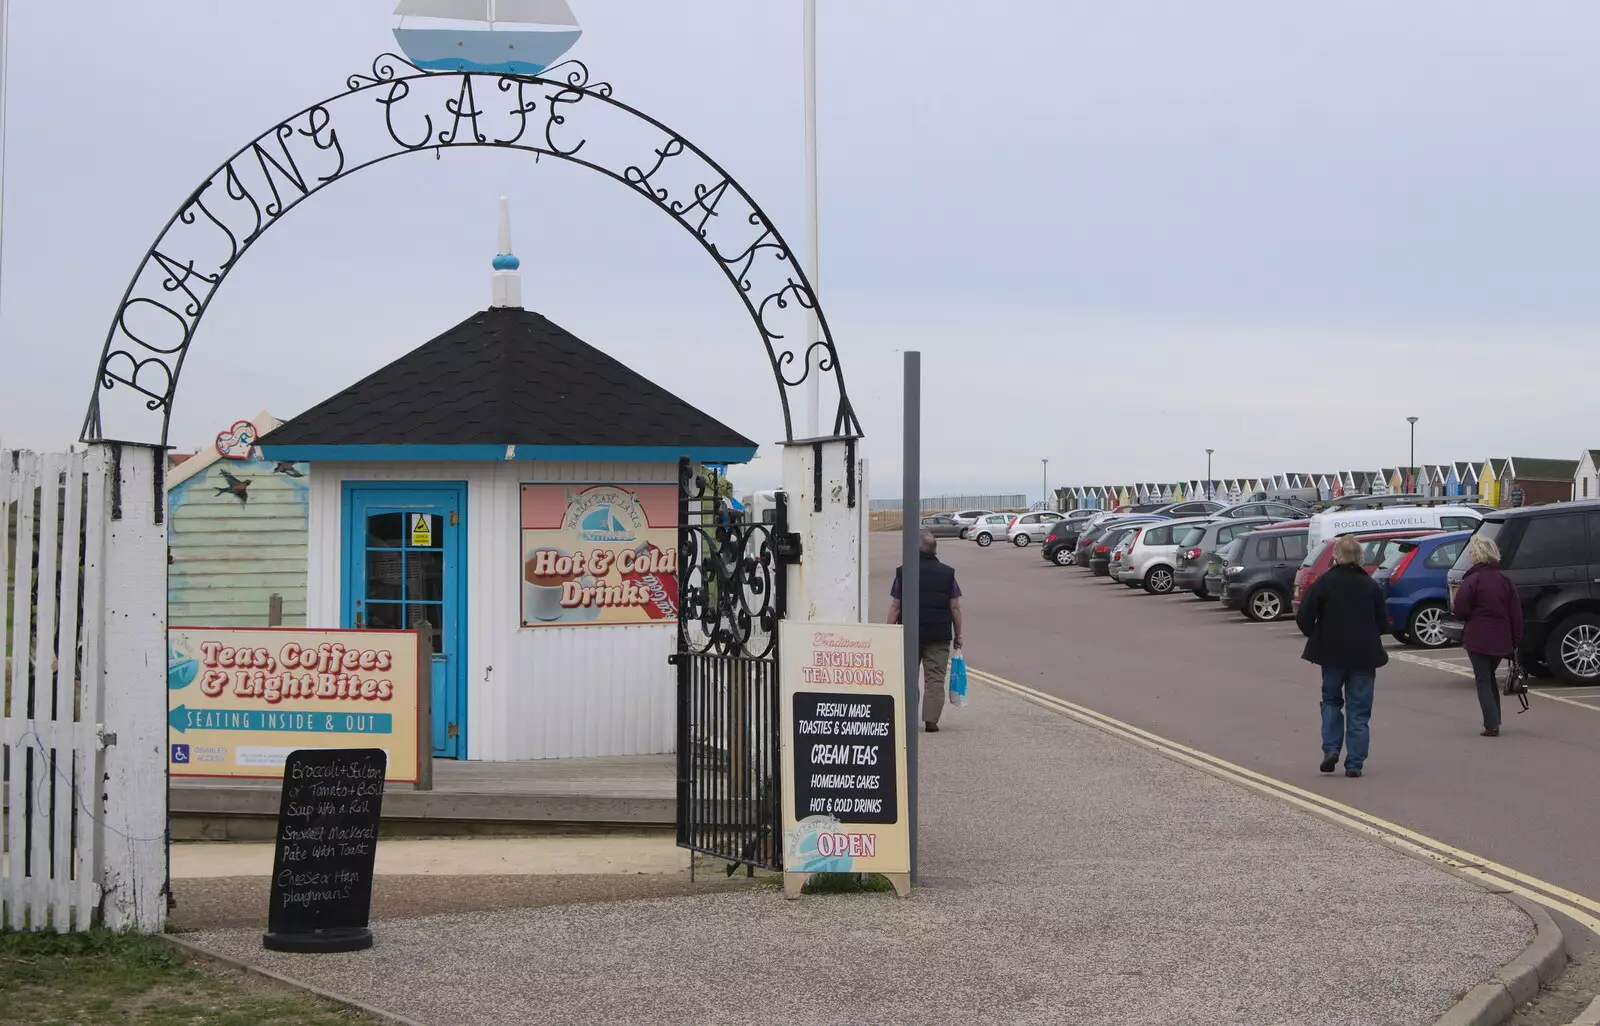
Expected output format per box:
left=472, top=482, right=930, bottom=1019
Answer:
left=1295, top=535, right=1389, bottom=778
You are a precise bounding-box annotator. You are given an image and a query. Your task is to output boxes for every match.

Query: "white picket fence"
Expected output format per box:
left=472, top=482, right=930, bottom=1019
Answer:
left=1, top=445, right=167, bottom=932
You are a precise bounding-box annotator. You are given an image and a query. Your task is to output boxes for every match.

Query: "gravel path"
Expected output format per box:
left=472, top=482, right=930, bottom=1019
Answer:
left=186, top=679, right=1532, bottom=1025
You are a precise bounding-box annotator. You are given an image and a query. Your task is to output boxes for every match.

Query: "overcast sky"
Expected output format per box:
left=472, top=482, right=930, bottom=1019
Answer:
left=4, top=1, right=1600, bottom=500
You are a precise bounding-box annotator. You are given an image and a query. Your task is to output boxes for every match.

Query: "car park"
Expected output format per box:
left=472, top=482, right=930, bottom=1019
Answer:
left=1443, top=501, right=1600, bottom=684
left=968, top=513, right=1017, bottom=547
left=1115, top=517, right=1214, bottom=594
left=919, top=513, right=963, bottom=538
left=1291, top=530, right=1436, bottom=614
left=1174, top=517, right=1279, bottom=598
left=1372, top=530, right=1472, bottom=648
left=1008, top=510, right=1065, bottom=547
left=1305, top=505, right=1481, bottom=553
left=1219, top=526, right=1310, bottom=621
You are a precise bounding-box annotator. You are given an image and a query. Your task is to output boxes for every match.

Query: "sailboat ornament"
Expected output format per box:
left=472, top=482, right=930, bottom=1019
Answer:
left=393, top=0, right=582, bottom=76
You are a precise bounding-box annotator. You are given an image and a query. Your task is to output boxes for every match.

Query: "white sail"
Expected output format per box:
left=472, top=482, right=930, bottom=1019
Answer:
left=393, top=0, right=578, bottom=25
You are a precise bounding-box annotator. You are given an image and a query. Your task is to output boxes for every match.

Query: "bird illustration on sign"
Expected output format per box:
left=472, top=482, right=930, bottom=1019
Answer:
left=214, top=469, right=251, bottom=504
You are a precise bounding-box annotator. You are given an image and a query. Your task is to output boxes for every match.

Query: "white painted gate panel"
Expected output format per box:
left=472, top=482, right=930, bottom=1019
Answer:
left=2, top=444, right=166, bottom=932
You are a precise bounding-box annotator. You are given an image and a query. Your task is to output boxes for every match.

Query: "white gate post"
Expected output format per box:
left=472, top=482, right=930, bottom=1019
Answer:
left=95, top=442, right=167, bottom=931
left=781, top=439, right=865, bottom=624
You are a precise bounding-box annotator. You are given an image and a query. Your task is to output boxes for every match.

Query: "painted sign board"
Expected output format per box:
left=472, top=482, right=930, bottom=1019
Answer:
left=779, top=621, right=910, bottom=891
left=263, top=748, right=386, bottom=953
left=519, top=484, right=679, bottom=627
left=167, top=627, right=421, bottom=783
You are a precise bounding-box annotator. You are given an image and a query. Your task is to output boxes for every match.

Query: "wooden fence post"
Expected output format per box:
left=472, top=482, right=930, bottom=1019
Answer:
left=96, top=442, right=167, bottom=932
left=414, top=622, right=433, bottom=791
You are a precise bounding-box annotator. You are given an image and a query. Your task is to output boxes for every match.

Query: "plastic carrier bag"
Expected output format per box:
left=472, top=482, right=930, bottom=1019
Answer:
left=948, top=649, right=969, bottom=708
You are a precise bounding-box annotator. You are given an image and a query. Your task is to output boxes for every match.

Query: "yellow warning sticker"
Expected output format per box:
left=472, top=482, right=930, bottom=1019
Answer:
left=411, top=513, right=433, bottom=547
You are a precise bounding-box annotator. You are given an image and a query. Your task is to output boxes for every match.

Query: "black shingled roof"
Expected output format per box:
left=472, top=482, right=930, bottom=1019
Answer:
left=260, top=307, right=756, bottom=450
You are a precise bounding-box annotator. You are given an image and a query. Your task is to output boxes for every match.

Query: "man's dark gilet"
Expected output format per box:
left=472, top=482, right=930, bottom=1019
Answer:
left=912, top=554, right=956, bottom=643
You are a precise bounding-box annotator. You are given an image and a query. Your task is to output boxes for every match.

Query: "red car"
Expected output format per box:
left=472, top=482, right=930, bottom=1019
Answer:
left=1292, top=530, right=1435, bottom=613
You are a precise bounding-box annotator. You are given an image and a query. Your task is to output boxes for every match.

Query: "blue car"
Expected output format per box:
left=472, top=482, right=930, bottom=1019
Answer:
left=1372, top=530, right=1472, bottom=648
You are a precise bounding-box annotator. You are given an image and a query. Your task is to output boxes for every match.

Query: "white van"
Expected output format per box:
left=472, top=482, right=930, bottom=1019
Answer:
left=1306, top=505, right=1483, bottom=552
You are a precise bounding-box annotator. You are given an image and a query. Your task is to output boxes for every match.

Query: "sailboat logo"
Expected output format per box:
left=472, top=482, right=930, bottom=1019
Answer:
left=393, top=0, right=583, bottom=76
left=578, top=503, right=634, bottom=543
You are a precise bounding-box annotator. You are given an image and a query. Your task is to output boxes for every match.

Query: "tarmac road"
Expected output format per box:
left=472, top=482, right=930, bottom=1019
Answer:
left=869, top=533, right=1600, bottom=904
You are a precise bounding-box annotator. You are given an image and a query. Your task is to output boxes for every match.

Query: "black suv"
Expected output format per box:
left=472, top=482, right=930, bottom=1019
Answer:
left=1041, top=518, right=1082, bottom=566
left=1219, top=526, right=1310, bottom=621
left=1443, top=502, right=1600, bottom=685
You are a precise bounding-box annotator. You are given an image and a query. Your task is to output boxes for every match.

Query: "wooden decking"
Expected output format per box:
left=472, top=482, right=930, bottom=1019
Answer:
left=171, top=755, right=675, bottom=839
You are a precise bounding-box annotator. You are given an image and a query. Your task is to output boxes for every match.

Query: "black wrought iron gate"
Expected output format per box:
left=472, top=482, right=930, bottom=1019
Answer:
left=672, top=459, right=798, bottom=872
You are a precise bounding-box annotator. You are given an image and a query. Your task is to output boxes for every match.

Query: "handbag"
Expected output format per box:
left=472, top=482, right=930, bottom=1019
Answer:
left=948, top=649, right=969, bottom=708
left=1503, top=654, right=1530, bottom=713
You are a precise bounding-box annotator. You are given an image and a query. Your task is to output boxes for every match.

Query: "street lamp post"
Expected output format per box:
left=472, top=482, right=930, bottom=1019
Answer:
left=1407, top=417, right=1419, bottom=493
left=1042, top=458, right=1050, bottom=510
left=1205, top=449, right=1214, bottom=499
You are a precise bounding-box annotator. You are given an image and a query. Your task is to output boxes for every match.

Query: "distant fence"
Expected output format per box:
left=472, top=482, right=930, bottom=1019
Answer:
left=868, top=495, right=1028, bottom=513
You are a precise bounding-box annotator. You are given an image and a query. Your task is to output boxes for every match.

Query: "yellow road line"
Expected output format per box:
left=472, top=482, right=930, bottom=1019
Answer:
left=968, top=666, right=1600, bottom=933
left=1527, top=690, right=1600, bottom=713
left=1391, top=650, right=1600, bottom=715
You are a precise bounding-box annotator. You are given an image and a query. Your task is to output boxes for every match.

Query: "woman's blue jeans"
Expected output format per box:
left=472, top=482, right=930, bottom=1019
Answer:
left=1321, top=667, right=1376, bottom=771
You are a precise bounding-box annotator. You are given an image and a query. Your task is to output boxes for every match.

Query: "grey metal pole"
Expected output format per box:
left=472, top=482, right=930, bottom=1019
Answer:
left=1206, top=449, right=1213, bottom=499
left=902, top=350, right=920, bottom=884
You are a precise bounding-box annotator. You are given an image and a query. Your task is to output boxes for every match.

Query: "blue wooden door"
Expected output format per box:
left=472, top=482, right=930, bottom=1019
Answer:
left=343, top=484, right=466, bottom=758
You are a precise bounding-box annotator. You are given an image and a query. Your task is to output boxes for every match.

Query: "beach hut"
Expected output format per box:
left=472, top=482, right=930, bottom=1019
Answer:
left=1576, top=451, right=1600, bottom=501
left=1500, top=458, right=1579, bottom=507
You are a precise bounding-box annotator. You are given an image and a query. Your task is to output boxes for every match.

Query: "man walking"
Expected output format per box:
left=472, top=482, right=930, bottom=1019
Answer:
left=1295, top=535, right=1388, bottom=778
left=888, top=531, right=963, bottom=733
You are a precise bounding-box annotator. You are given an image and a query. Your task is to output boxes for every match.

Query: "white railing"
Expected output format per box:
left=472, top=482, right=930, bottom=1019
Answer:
left=2, top=445, right=166, bottom=932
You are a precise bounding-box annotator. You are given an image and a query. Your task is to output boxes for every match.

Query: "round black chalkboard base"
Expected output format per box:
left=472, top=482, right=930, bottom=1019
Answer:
left=262, top=927, right=373, bottom=953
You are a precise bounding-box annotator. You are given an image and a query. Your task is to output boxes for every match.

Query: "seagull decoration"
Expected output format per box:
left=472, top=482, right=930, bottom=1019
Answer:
left=214, top=469, right=252, bottom=504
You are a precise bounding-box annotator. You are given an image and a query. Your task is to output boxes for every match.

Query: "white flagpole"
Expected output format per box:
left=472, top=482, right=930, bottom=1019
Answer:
left=802, top=0, right=821, bottom=438
left=0, top=0, right=10, bottom=307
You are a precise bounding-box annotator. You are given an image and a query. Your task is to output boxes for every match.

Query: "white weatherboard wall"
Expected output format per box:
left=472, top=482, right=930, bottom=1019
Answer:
left=306, top=460, right=677, bottom=762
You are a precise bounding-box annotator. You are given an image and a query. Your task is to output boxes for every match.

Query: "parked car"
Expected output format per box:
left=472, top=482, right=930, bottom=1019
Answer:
left=1042, top=518, right=1086, bottom=565
left=1201, top=538, right=1243, bottom=601
left=1090, top=525, right=1142, bottom=576
left=1008, top=510, right=1065, bottom=547
left=952, top=509, right=996, bottom=538
left=1175, top=517, right=1278, bottom=598
left=1115, top=517, right=1214, bottom=594
left=968, top=513, right=1017, bottom=547
left=919, top=513, right=963, bottom=538
left=1075, top=516, right=1164, bottom=567
left=1372, top=530, right=1472, bottom=648
left=1291, top=530, right=1435, bottom=614
left=1443, top=502, right=1600, bottom=684
left=1148, top=500, right=1227, bottom=518
left=1215, top=500, right=1308, bottom=521
left=1219, top=526, right=1310, bottom=621
left=1306, top=505, right=1482, bottom=553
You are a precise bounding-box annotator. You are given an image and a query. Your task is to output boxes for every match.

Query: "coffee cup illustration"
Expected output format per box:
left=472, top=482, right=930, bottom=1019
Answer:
left=525, top=546, right=579, bottom=622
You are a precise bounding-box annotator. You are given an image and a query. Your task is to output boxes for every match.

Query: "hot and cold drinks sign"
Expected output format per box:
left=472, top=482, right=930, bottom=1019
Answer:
left=778, top=622, right=910, bottom=890
left=520, top=484, right=679, bottom=627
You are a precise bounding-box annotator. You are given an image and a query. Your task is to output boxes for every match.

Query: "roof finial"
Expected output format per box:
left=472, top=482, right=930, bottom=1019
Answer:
left=491, top=196, right=522, bottom=309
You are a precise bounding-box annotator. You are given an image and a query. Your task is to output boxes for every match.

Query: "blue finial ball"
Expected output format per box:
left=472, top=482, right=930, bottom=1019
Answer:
left=493, top=253, right=520, bottom=271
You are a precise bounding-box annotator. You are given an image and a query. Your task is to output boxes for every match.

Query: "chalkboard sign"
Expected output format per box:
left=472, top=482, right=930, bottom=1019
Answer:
left=792, top=692, right=899, bottom=824
left=263, top=748, right=387, bottom=952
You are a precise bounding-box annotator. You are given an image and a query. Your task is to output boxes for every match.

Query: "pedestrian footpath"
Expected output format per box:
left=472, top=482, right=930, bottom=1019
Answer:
left=184, top=680, right=1533, bottom=1025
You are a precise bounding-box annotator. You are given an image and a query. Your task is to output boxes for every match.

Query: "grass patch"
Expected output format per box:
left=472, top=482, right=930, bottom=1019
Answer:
left=0, top=928, right=378, bottom=1025
left=801, top=873, right=897, bottom=895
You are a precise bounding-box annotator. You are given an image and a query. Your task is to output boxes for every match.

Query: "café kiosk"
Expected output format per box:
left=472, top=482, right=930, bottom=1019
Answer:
left=257, top=204, right=756, bottom=764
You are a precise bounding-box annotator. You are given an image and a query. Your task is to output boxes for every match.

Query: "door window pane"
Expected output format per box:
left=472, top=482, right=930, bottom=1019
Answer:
left=366, top=512, right=404, bottom=547
left=365, top=551, right=404, bottom=600
left=366, top=601, right=403, bottom=629
left=408, top=603, right=445, bottom=652
left=1282, top=534, right=1309, bottom=561
left=1511, top=514, right=1585, bottom=569
left=408, top=550, right=445, bottom=602
left=1426, top=539, right=1467, bottom=569
left=1256, top=538, right=1278, bottom=562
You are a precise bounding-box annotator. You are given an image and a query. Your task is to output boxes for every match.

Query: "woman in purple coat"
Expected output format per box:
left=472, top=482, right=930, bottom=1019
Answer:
left=1451, top=535, right=1524, bottom=737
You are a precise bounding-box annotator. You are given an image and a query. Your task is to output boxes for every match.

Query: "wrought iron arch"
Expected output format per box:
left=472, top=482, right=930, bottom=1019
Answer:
left=81, top=54, right=860, bottom=447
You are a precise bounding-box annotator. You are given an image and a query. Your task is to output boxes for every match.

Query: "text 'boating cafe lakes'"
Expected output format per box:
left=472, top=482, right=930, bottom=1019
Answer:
left=169, top=204, right=758, bottom=775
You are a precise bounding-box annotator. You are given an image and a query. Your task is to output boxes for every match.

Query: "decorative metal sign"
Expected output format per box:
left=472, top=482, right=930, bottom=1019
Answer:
left=83, top=54, right=860, bottom=448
